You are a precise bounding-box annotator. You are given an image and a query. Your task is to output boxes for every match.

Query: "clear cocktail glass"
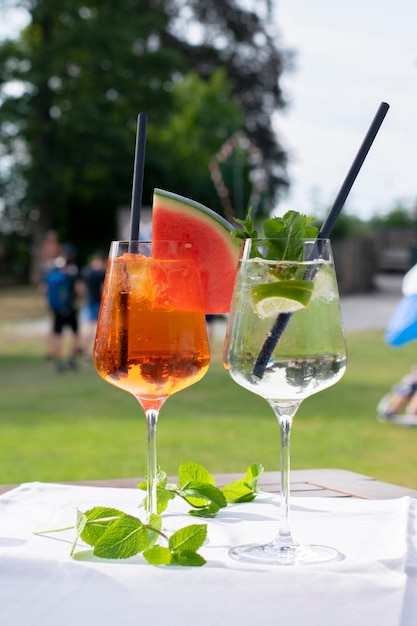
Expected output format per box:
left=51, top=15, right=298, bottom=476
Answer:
left=93, top=241, right=210, bottom=520
left=223, top=238, right=347, bottom=565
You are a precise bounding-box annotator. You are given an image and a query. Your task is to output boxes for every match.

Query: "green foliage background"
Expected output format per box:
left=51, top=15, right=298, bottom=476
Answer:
left=0, top=0, right=290, bottom=273
left=0, top=288, right=416, bottom=490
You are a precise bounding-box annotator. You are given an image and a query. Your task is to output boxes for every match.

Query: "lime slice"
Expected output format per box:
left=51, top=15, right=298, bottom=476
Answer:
left=250, top=279, right=314, bottom=318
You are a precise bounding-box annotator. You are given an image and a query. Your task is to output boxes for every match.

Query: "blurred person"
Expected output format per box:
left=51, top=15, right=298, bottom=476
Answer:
left=60, top=242, right=79, bottom=278
left=378, top=368, right=417, bottom=420
left=43, top=256, right=83, bottom=373
left=81, top=252, right=106, bottom=356
left=380, top=261, right=417, bottom=421
left=39, top=230, right=62, bottom=358
left=40, top=230, right=61, bottom=275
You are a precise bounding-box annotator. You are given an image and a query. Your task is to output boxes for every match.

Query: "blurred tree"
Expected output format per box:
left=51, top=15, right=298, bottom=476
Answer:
left=0, top=0, right=185, bottom=278
left=0, top=0, right=290, bottom=281
left=149, top=69, right=247, bottom=218
left=313, top=211, right=371, bottom=240
left=167, top=0, right=289, bottom=210
left=369, top=201, right=417, bottom=229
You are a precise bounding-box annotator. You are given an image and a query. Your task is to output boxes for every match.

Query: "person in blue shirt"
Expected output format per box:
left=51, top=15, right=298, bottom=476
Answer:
left=44, top=256, right=83, bottom=372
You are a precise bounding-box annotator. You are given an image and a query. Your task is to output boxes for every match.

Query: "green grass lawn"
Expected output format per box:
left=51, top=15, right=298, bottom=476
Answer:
left=0, top=287, right=416, bottom=488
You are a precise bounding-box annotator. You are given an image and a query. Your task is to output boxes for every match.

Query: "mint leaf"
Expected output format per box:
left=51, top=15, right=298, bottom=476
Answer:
left=244, top=463, right=264, bottom=489
left=69, top=508, right=87, bottom=557
left=169, top=524, right=207, bottom=553
left=188, top=501, right=222, bottom=518
left=233, top=209, right=318, bottom=262
left=143, top=545, right=172, bottom=565
left=178, top=461, right=216, bottom=488
left=222, top=480, right=255, bottom=503
left=138, top=467, right=176, bottom=514
left=144, top=525, right=208, bottom=567
left=263, top=210, right=318, bottom=242
left=232, top=209, right=318, bottom=259
left=180, top=484, right=227, bottom=509
left=176, top=462, right=227, bottom=515
left=231, top=207, right=258, bottom=241
left=177, top=462, right=225, bottom=513
left=170, top=550, right=206, bottom=567
left=80, top=507, right=125, bottom=546
left=262, top=211, right=318, bottom=261
left=92, top=513, right=152, bottom=559
left=147, top=513, right=163, bottom=539
left=155, top=487, right=176, bottom=514
left=222, top=463, right=264, bottom=504
left=139, top=483, right=176, bottom=515
left=137, top=466, right=169, bottom=491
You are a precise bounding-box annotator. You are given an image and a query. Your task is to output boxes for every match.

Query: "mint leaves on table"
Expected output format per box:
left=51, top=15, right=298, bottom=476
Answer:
left=221, top=463, right=265, bottom=503
left=72, top=508, right=159, bottom=559
left=138, top=461, right=264, bottom=518
left=67, top=506, right=207, bottom=566
left=35, top=462, right=264, bottom=566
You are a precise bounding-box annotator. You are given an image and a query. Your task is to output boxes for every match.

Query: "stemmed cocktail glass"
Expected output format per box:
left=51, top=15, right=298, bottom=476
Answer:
left=223, top=238, right=347, bottom=565
left=93, top=241, right=210, bottom=520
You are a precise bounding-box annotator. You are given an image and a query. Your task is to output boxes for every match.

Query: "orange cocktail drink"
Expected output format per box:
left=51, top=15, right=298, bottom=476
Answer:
left=94, top=245, right=210, bottom=408
left=93, top=241, right=210, bottom=519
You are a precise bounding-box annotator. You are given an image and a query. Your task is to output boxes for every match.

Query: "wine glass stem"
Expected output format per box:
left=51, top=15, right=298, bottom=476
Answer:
left=146, top=409, right=159, bottom=520
left=270, top=401, right=300, bottom=547
left=279, top=416, right=293, bottom=542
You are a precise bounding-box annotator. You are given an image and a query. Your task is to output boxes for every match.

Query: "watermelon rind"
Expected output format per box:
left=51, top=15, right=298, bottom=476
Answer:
left=154, top=188, right=235, bottom=233
left=152, top=188, right=240, bottom=314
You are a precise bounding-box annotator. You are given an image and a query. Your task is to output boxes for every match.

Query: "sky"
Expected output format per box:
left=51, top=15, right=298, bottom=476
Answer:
left=1, top=1, right=416, bottom=220
left=273, top=0, right=417, bottom=219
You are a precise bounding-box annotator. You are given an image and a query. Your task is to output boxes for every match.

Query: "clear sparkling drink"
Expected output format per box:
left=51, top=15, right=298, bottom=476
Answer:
left=224, top=257, right=346, bottom=403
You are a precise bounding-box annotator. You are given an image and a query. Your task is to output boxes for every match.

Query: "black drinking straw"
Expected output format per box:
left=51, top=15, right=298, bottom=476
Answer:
left=318, top=101, right=390, bottom=239
left=118, top=113, right=148, bottom=372
left=252, top=101, right=390, bottom=379
left=129, top=113, right=148, bottom=245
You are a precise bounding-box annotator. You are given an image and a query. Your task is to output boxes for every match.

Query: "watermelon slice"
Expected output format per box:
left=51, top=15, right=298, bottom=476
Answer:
left=152, top=188, right=240, bottom=314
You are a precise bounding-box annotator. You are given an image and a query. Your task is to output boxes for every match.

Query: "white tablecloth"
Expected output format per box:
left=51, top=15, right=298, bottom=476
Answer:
left=0, top=482, right=416, bottom=626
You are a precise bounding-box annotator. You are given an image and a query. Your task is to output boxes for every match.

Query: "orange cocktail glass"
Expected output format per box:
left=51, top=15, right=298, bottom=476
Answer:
left=93, top=241, right=210, bottom=519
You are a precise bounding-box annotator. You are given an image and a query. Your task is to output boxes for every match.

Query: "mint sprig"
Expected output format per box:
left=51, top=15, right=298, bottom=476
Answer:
left=232, top=209, right=318, bottom=261
left=35, top=462, right=264, bottom=566
left=37, top=506, right=207, bottom=566
left=262, top=211, right=318, bottom=261
left=144, top=525, right=208, bottom=566
left=232, top=209, right=319, bottom=309
left=231, top=207, right=259, bottom=241
left=221, top=463, right=264, bottom=503
left=138, top=461, right=263, bottom=518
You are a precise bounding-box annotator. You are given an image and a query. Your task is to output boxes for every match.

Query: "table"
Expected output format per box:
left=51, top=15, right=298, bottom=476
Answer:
left=1, top=467, right=416, bottom=499
left=1, top=470, right=417, bottom=626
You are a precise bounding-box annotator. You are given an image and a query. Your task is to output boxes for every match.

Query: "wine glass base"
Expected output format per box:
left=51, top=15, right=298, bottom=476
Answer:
left=229, top=541, right=343, bottom=566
